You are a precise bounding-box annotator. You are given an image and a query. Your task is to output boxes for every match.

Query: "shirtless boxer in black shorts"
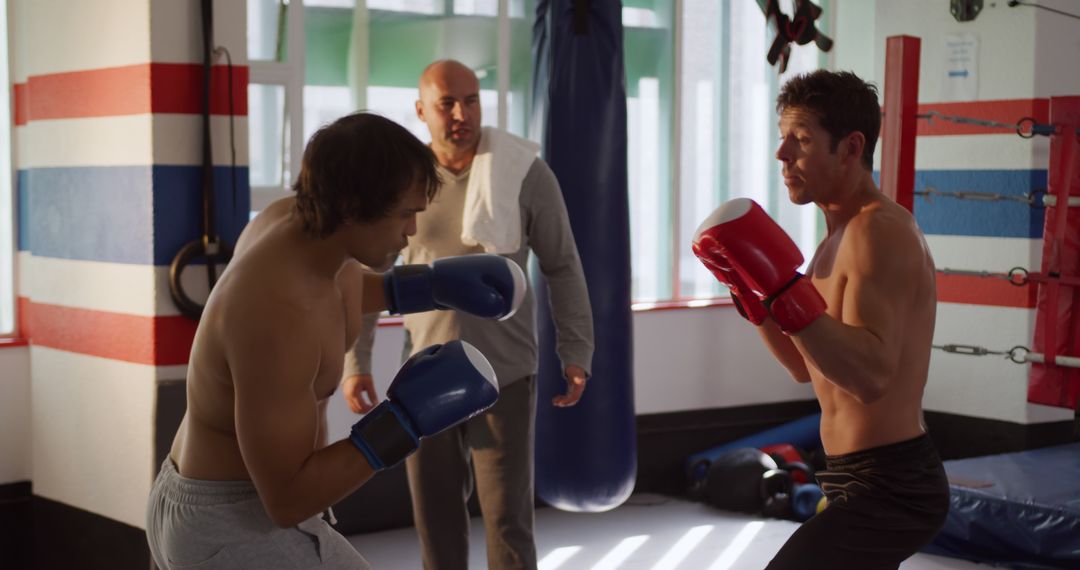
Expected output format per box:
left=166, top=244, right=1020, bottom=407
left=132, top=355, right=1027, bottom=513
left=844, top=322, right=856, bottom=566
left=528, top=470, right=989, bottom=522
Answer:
left=692, top=70, right=949, bottom=569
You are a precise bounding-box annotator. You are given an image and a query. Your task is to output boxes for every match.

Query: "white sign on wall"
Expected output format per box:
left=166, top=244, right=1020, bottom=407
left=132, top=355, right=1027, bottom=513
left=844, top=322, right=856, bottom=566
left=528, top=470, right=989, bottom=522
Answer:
left=942, top=33, right=979, bottom=101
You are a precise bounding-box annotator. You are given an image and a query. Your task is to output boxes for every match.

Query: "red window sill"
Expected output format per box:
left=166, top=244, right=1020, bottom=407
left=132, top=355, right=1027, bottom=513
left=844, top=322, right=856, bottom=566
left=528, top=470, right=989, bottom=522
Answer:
left=0, top=337, right=29, bottom=349
left=373, top=298, right=735, bottom=326
left=631, top=298, right=734, bottom=312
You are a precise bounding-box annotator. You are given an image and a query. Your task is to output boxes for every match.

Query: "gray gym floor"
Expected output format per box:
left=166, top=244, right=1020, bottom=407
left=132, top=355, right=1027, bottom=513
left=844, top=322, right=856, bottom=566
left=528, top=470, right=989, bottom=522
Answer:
left=348, top=494, right=984, bottom=569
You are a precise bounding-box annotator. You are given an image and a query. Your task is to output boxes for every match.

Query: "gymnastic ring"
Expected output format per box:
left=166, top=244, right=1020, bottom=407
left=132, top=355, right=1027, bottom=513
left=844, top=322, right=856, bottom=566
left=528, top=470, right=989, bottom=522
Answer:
left=1007, top=267, right=1029, bottom=287
left=1016, top=117, right=1037, bottom=139
left=1008, top=346, right=1030, bottom=365
left=169, top=238, right=233, bottom=321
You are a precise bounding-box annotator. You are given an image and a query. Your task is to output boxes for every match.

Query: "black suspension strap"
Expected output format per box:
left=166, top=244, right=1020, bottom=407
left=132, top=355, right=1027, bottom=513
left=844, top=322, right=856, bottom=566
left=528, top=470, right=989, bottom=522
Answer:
left=168, top=0, right=234, bottom=320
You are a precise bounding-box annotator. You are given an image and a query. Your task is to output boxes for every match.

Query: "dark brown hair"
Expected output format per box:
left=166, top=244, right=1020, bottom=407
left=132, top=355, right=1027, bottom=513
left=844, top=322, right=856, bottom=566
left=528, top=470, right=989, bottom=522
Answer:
left=776, top=70, right=881, bottom=170
left=293, top=112, right=440, bottom=238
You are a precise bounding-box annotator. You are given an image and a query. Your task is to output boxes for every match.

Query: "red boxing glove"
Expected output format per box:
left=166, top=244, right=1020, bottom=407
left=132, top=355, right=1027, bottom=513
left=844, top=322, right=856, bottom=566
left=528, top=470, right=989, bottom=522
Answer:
left=696, top=198, right=826, bottom=334
left=691, top=235, right=769, bottom=325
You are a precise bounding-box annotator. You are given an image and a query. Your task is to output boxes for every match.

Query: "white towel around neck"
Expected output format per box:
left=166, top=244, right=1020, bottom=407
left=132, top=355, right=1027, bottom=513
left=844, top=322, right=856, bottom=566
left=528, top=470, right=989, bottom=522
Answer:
left=460, top=127, right=542, bottom=254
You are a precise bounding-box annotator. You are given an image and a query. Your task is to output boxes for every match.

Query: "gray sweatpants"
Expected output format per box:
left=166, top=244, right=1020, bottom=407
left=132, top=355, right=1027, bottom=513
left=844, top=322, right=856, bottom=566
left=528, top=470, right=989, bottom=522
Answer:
left=146, top=458, right=370, bottom=569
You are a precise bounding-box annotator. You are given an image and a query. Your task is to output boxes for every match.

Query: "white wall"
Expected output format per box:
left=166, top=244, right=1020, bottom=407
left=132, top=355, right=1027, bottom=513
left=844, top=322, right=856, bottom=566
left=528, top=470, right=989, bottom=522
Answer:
left=30, top=347, right=156, bottom=528
left=873, top=0, right=1038, bottom=103
left=0, top=344, right=30, bottom=485
left=327, top=307, right=814, bottom=437
left=631, top=307, right=813, bottom=414
left=831, top=0, right=876, bottom=80
left=1033, top=1, right=1080, bottom=98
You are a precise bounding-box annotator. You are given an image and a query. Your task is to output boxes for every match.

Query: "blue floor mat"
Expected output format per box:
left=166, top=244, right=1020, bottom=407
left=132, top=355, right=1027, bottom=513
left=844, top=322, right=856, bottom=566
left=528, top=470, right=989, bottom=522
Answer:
left=924, top=442, right=1080, bottom=568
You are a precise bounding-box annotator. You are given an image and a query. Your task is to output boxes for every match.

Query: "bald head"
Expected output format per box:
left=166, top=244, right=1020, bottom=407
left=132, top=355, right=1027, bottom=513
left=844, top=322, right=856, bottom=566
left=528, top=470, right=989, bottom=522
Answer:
left=416, top=59, right=482, bottom=162
left=419, top=59, right=479, bottom=95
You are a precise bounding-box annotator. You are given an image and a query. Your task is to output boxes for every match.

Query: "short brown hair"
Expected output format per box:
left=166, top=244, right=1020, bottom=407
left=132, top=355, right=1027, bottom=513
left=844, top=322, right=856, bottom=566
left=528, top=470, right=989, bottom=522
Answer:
left=293, top=112, right=440, bottom=238
left=777, top=70, right=881, bottom=170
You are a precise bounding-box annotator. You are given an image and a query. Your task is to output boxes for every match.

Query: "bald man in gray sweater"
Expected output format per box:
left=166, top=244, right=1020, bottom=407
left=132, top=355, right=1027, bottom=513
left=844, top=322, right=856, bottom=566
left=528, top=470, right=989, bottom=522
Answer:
left=342, top=60, right=594, bottom=570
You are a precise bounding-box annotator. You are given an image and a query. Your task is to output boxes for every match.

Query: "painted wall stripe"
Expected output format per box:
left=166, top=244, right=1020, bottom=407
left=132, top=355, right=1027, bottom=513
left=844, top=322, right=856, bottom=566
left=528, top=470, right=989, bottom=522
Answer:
left=916, top=99, right=1050, bottom=137
left=12, top=83, right=27, bottom=126
left=928, top=303, right=1036, bottom=423
left=15, top=296, right=191, bottom=377
left=23, top=115, right=152, bottom=168
left=152, top=164, right=251, bottom=266
left=153, top=114, right=250, bottom=168
left=924, top=235, right=1041, bottom=272
left=16, top=296, right=30, bottom=340
left=27, top=65, right=151, bottom=123
left=20, top=253, right=215, bottom=318
left=932, top=304, right=1036, bottom=358
left=937, top=273, right=1037, bottom=308
left=912, top=135, right=1049, bottom=171
left=20, top=166, right=152, bottom=261
left=13, top=63, right=248, bottom=126
left=23, top=255, right=159, bottom=315
left=18, top=165, right=249, bottom=264
left=26, top=301, right=195, bottom=366
left=149, top=63, right=249, bottom=116
left=16, top=173, right=28, bottom=252
left=912, top=169, right=1046, bottom=238
left=18, top=114, right=249, bottom=169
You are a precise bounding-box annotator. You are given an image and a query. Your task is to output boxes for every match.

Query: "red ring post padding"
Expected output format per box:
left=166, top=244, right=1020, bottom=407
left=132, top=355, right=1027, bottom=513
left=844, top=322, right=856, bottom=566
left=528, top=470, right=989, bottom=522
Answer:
left=1030, top=96, right=1080, bottom=409
left=881, top=35, right=920, bottom=213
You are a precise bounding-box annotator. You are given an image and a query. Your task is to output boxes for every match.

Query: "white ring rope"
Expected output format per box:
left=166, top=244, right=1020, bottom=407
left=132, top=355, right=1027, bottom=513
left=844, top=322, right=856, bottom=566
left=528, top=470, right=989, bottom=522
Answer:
left=933, top=343, right=1080, bottom=369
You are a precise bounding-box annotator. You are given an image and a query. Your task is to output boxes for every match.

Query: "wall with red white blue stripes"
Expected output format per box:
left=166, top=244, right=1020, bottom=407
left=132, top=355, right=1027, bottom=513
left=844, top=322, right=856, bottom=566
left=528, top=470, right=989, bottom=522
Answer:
left=6, top=0, right=249, bottom=529
left=871, top=0, right=1077, bottom=425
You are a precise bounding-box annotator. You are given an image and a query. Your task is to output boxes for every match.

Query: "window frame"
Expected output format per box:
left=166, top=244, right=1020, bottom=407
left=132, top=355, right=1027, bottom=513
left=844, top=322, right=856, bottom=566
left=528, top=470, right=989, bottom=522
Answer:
left=1, top=0, right=15, bottom=338
left=249, top=0, right=306, bottom=213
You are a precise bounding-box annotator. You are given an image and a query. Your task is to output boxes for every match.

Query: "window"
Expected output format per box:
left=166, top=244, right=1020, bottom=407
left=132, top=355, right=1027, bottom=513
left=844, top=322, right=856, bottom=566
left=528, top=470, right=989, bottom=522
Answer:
left=630, top=0, right=825, bottom=305
left=1, top=0, right=14, bottom=336
left=246, top=0, right=826, bottom=306
left=248, top=0, right=533, bottom=213
left=248, top=0, right=306, bottom=213
left=300, top=0, right=532, bottom=146
left=625, top=0, right=675, bottom=302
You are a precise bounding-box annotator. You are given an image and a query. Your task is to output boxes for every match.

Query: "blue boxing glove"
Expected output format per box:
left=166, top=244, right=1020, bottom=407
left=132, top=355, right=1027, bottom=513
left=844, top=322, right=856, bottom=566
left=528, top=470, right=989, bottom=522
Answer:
left=349, top=340, right=499, bottom=471
left=791, top=483, right=825, bottom=522
left=383, top=254, right=526, bottom=320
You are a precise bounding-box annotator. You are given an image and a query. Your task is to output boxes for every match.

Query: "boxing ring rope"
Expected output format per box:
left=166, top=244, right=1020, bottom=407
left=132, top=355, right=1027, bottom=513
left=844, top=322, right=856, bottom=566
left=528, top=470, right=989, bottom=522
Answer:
left=937, top=267, right=1080, bottom=288
left=883, top=34, right=1080, bottom=409
left=915, top=110, right=1076, bottom=139
left=1042, top=194, right=1080, bottom=207
left=932, top=343, right=1080, bottom=369
left=911, top=109, right=1080, bottom=209
left=926, top=126, right=1080, bottom=398
left=916, top=188, right=1080, bottom=208
left=916, top=187, right=1046, bottom=205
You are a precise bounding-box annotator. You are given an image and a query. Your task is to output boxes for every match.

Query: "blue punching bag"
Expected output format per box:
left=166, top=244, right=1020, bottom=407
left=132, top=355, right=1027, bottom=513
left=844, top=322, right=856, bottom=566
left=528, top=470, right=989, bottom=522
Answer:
left=530, top=0, right=636, bottom=512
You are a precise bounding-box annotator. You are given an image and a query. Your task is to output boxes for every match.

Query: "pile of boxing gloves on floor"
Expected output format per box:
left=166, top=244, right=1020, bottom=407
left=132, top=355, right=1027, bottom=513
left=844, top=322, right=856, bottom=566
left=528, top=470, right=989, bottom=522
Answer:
left=688, top=444, right=826, bottom=523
